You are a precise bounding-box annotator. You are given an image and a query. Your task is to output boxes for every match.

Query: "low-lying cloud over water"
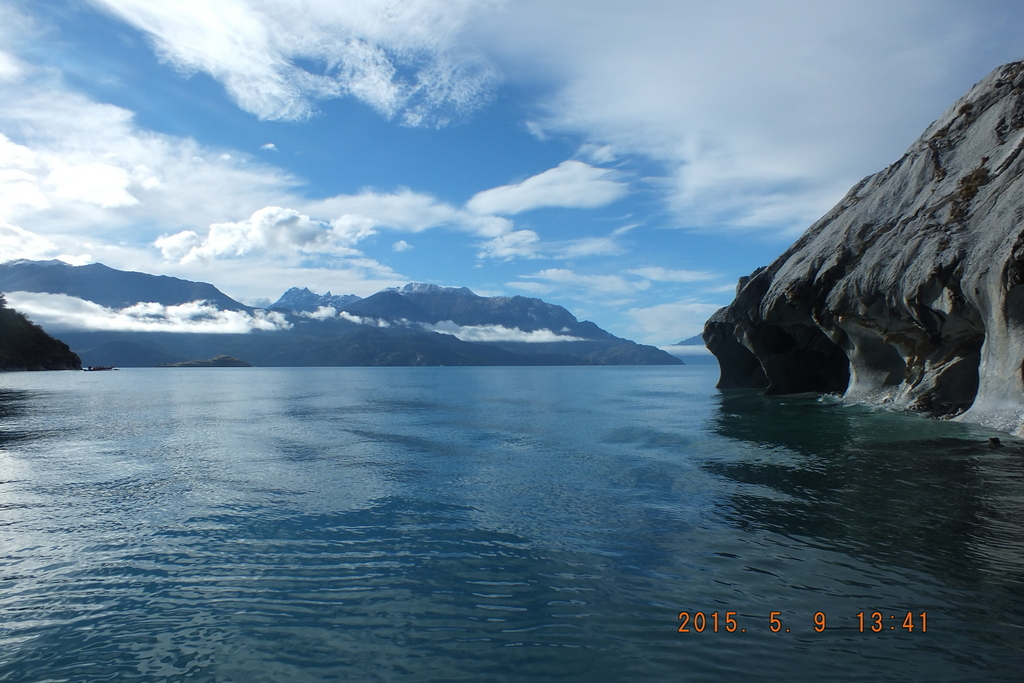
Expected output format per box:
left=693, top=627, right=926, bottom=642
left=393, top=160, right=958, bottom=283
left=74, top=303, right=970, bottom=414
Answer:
left=7, top=291, right=584, bottom=343
left=421, top=320, right=584, bottom=343
left=5, top=292, right=291, bottom=333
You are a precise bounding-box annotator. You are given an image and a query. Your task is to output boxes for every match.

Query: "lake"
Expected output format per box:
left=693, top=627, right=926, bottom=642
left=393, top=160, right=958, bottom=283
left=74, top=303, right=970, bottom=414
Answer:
left=1, top=366, right=1022, bottom=681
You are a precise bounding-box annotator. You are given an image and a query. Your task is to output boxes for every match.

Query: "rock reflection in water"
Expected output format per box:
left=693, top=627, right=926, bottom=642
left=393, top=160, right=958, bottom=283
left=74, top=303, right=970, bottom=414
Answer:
left=707, top=389, right=1024, bottom=585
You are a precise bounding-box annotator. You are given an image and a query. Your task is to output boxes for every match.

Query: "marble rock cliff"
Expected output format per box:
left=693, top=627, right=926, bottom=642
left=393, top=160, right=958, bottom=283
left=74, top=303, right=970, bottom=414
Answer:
left=703, top=61, right=1024, bottom=435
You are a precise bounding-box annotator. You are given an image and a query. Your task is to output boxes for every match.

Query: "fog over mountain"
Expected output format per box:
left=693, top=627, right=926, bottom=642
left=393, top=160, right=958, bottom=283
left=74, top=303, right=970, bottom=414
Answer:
left=0, top=260, right=251, bottom=312
left=0, top=260, right=680, bottom=367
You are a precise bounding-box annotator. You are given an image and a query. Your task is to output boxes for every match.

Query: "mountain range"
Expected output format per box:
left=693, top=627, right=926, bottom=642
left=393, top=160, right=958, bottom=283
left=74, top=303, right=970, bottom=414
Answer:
left=0, top=259, right=681, bottom=367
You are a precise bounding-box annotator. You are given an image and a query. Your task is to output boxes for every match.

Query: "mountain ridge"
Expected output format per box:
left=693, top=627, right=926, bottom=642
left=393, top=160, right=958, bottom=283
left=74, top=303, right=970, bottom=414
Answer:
left=0, top=259, right=249, bottom=312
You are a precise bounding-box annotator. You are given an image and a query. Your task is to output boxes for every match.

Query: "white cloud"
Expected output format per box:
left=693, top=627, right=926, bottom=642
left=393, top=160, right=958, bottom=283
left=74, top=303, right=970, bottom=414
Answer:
left=517, top=268, right=648, bottom=296
left=0, top=220, right=58, bottom=261
left=704, top=282, right=742, bottom=295
left=504, top=280, right=550, bottom=295
left=0, top=134, right=49, bottom=215
left=466, top=160, right=627, bottom=215
left=4, top=291, right=292, bottom=333
left=549, top=235, right=623, bottom=259
left=89, top=0, right=500, bottom=126
left=625, top=300, right=725, bottom=345
left=0, top=77, right=300, bottom=241
left=577, top=143, right=615, bottom=164
left=392, top=239, right=412, bottom=252
left=477, top=229, right=540, bottom=260
left=260, top=142, right=277, bottom=151
left=422, top=320, right=583, bottom=343
left=627, top=267, right=716, bottom=283
left=299, top=305, right=337, bottom=320
left=307, top=186, right=627, bottom=261
left=45, top=162, right=139, bottom=208
left=338, top=310, right=391, bottom=327
left=475, top=0, right=1014, bottom=234
left=310, top=188, right=488, bottom=233
left=155, top=206, right=369, bottom=262
left=524, top=120, right=546, bottom=140
left=0, top=49, right=23, bottom=82
left=309, top=189, right=553, bottom=260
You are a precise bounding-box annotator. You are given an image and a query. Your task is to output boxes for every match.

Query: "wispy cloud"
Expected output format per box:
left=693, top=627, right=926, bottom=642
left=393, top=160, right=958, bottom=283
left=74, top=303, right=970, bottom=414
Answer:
left=625, top=299, right=725, bottom=345
left=5, top=291, right=292, bottom=333
left=547, top=235, right=624, bottom=259
left=515, top=268, right=649, bottom=296
left=89, top=0, right=500, bottom=126
left=627, top=267, right=716, bottom=283
left=577, top=143, right=615, bottom=164
left=477, top=1, right=1008, bottom=234
left=466, top=160, right=627, bottom=215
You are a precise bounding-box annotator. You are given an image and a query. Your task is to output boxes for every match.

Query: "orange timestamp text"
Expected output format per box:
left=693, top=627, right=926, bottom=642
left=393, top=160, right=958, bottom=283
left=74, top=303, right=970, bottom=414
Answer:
left=676, top=610, right=928, bottom=634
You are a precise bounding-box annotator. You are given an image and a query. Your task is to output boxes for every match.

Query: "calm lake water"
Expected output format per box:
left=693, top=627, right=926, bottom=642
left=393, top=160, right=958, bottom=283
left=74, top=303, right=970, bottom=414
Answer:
left=0, top=366, right=1022, bottom=681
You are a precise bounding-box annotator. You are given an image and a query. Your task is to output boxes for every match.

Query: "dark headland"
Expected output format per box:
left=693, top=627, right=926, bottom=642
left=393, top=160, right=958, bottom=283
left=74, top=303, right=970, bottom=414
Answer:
left=0, top=294, right=81, bottom=371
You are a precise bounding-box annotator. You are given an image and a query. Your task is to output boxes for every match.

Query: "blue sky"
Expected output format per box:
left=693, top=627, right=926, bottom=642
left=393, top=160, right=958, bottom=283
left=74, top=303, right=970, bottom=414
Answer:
left=3, top=0, right=1024, bottom=345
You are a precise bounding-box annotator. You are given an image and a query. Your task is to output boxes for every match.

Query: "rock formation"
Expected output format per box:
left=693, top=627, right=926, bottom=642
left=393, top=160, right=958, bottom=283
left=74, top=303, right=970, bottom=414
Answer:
left=703, top=61, right=1024, bottom=435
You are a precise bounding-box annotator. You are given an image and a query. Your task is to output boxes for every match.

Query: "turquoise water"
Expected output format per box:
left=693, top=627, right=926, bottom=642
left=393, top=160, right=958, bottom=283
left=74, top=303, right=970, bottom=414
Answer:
left=0, top=366, right=1022, bottom=681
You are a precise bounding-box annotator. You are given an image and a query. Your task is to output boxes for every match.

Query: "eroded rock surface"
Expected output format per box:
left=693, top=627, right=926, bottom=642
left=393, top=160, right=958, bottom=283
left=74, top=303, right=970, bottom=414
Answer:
left=704, top=61, right=1024, bottom=434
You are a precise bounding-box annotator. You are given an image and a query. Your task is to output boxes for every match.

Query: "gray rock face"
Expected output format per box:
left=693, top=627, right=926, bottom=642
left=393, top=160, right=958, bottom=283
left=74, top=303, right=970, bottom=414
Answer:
left=703, top=61, right=1024, bottom=435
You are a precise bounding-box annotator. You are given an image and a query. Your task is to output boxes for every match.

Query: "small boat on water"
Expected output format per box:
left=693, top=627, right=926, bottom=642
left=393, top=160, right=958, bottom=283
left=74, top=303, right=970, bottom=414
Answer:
left=84, top=366, right=117, bottom=371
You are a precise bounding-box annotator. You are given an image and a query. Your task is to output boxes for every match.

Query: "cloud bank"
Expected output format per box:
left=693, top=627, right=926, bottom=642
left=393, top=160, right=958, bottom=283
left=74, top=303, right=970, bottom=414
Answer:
left=4, top=291, right=292, bottom=333
left=422, top=320, right=584, bottom=343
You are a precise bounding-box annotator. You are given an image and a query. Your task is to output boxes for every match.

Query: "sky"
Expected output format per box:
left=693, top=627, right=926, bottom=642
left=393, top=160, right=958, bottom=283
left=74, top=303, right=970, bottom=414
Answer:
left=2, top=0, right=1024, bottom=346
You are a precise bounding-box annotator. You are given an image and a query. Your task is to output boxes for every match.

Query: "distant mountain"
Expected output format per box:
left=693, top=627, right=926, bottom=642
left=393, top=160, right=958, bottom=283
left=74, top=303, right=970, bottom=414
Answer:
left=342, top=290, right=435, bottom=322
left=674, top=335, right=705, bottom=346
left=2, top=260, right=682, bottom=367
left=0, top=294, right=81, bottom=371
left=0, top=259, right=249, bottom=311
left=393, top=283, right=615, bottom=340
left=269, top=287, right=361, bottom=312
left=665, top=333, right=715, bottom=365
left=59, top=328, right=591, bottom=367
left=71, top=339, right=185, bottom=367
left=159, top=355, right=252, bottom=368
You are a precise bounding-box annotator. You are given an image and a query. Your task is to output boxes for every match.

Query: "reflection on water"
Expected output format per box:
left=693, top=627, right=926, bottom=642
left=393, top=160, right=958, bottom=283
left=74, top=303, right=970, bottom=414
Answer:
left=0, top=389, right=42, bottom=449
left=0, top=367, right=1022, bottom=681
left=708, top=391, right=1024, bottom=585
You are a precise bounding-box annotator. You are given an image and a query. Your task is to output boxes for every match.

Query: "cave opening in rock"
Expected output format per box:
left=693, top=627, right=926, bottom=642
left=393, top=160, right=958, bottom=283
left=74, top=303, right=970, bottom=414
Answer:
left=751, top=324, right=850, bottom=395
